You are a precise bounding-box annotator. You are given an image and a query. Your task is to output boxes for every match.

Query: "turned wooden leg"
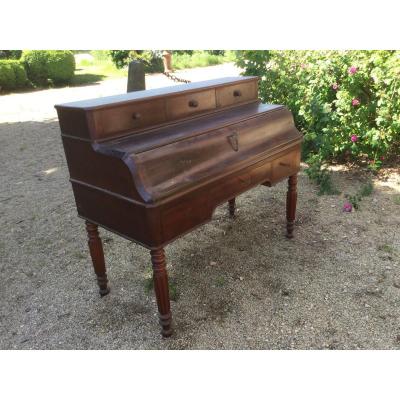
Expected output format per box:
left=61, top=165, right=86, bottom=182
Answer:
left=85, top=221, right=110, bottom=296
left=150, top=248, right=172, bottom=337
left=228, top=198, right=236, bottom=217
left=286, top=174, right=298, bottom=239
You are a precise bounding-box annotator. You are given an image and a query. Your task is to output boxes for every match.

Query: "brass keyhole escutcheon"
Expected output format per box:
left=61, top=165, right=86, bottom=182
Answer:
left=188, top=100, right=199, bottom=108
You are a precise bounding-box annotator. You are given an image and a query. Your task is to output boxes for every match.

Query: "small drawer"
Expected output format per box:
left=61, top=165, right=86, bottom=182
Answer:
left=271, top=150, right=300, bottom=183
left=216, top=81, right=258, bottom=108
left=250, top=161, right=272, bottom=185
left=92, top=99, right=166, bottom=139
left=210, top=172, right=252, bottom=205
left=166, top=89, right=216, bottom=120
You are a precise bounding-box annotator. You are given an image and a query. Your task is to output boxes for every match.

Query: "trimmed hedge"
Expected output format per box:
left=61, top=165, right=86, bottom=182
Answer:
left=22, top=51, right=48, bottom=85
left=22, top=50, right=75, bottom=85
left=47, top=51, right=76, bottom=83
left=0, top=60, right=28, bottom=90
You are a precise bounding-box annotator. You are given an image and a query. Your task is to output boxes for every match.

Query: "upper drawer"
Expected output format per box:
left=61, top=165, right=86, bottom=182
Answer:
left=166, top=89, right=216, bottom=120
left=91, top=99, right=166, bottom=140
left=216, top=81, right=258, bottom=108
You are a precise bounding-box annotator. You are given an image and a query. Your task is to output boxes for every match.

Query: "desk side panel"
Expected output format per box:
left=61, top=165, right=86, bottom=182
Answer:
left=62, top=137, right=140, bottom=200
left=71, top=183, right=163, bottom=248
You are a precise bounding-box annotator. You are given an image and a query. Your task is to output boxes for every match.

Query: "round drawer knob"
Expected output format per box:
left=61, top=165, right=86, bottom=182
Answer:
left=132, top=112, right=141, bottom=120
left=233, top=90, right=242, bottom=97
left=188, top=100, right=199, bottom=108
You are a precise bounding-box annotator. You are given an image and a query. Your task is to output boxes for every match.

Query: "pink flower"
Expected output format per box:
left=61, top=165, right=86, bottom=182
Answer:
left=351, top=134, right=358, bottom=142
left=332, top=83, right=339, bottom=90
left=348, top=66, right=358, bottom=75
left=300, top=63, right=307, bottom=69
left=352, top=98, right=360, bottom=106
left=380, top=156, right=385, bottom=161
left=343, top=202, right=353, bottom=212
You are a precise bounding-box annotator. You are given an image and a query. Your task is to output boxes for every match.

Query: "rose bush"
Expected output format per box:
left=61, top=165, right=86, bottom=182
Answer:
left=236, top=51, right=400, bottom=168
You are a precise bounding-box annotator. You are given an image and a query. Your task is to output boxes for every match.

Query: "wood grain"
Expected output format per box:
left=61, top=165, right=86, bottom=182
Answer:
left=286, top=174, right=298, bottom=239
left=56, top=76, right=303, bottom=337
left=85, top=221, right=110, bottom=296
left=150, top=248, right=172, bottom=337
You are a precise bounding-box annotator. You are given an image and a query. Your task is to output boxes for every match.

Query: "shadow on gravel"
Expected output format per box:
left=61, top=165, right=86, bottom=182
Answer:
left=0, top=73, right=106, bottom=97
left=0, top=119, right=399, bottom=349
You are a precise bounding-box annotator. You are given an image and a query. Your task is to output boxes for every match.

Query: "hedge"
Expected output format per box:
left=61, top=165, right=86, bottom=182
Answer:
left=22, top=50, right=75, bottom=85
left=236, top=51, right=400, bottom=167
left=46, top=51, right=76, bottom=83
left=0, top=60, right=28, bottom=90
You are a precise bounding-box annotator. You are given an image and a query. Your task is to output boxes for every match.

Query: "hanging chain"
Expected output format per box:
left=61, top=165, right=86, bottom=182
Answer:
left=135, top=56, right=192, bottom=84
left=162, top=71, right=191, bottom=84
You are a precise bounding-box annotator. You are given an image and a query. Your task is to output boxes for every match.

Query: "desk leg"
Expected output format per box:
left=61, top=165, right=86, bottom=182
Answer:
left=150, top=248, right=172, bottom=337
left=85, top=221, right=110, bottom=296
left=286, top=174, right=297, bottom=238
left=228, top=198, right=236, bottom=217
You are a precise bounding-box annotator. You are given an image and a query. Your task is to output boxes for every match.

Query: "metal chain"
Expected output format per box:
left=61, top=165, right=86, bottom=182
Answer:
left=134, top=57, right=192, bottom=84
left=162, top=71, right=191, bottom=84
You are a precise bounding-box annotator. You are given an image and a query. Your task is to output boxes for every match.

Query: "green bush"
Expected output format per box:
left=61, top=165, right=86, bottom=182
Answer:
left=0, top=50, right=22, bottom=60
left=0, top=60, right=28, bottom=90
left=22, top=50, right=75, bottom=85
left=236, top=51, right=400, bottom=167
left=46, top=51, right=75, bottom=83
left=22, top=51, right=50, bottom=85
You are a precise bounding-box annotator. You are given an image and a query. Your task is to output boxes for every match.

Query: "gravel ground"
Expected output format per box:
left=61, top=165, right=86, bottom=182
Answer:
left=1, top=64, right=400, bottom=349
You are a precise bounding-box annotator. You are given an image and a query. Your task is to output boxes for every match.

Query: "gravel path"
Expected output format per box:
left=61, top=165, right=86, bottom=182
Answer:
left=1, top=64, right=400, bottom=349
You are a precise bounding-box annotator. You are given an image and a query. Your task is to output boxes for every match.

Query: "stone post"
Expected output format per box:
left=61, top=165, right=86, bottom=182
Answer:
left=127, top=60, right=145, bottom=92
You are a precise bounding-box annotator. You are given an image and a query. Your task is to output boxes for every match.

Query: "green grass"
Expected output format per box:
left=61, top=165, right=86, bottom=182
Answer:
left=144, top=275, right=179, bottom=301
left=359, top=181, right=374, bottom=197
left=304, top=156, right=340, bottom=195
left=345, top=179, right=374, bottom=210
left=71, top=50, right=236, bottom=86
left=173, top=51, right=236, bottom=70
left=377, top=244, right=394, bottom=254
left=215, top=277, right=226, bottom=287
left=71, top=51, right=127, bottom=86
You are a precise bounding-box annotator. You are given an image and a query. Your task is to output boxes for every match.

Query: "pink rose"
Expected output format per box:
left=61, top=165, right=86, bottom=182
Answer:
left=352, top=98, right=360, bottom=106
left=332, top=83, right=339, bottom=90
left=300, top=63, right=307, bottom=69
left=348, top=66, right=358, bottom=75
left=343, top=202, right=352, bottom=212
left=351, top=134, right=358, bottom=142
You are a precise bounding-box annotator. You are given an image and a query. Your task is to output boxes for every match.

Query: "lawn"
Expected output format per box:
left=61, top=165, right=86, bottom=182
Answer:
left=71, top=51, right=237, bottom=86
left=173, top=51, right=236, bottom=70
left=71, top=51, right=127, bottom=85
